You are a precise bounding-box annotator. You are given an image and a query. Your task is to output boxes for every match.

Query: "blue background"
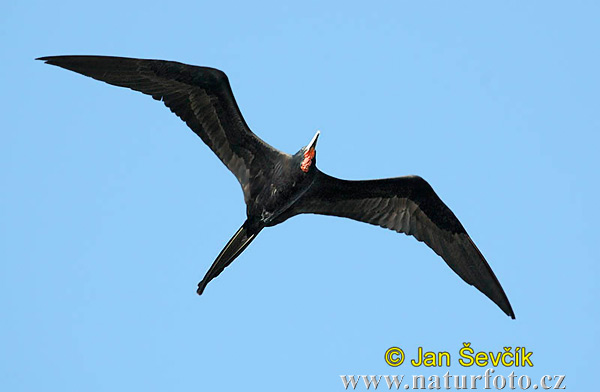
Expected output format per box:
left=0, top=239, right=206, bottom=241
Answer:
left=2, top=1, right=598, bottom=390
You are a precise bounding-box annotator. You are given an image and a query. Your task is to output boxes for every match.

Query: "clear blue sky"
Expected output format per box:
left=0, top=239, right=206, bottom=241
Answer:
left=2, top=1, right=598, bottom=390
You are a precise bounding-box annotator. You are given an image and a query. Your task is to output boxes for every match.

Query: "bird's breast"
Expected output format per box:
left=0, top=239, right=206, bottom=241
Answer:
left=249, top=174, right=315, bottom=225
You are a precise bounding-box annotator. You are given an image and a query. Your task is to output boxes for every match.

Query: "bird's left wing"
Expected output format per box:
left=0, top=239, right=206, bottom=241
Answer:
left=37, top=55, right=286, bottom=199
left=291, top=171, right=515, bottom=318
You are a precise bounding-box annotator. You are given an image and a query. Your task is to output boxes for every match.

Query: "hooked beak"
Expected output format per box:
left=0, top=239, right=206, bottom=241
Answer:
left=307, top=130, right=320, bottom=151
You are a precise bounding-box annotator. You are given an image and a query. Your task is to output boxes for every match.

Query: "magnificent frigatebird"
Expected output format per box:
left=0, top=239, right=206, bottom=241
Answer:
left=38, top=55, right=515, bottom=319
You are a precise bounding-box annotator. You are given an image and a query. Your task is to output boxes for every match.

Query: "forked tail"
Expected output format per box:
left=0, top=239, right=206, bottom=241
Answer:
left=197, top=221, right=261, bottom=295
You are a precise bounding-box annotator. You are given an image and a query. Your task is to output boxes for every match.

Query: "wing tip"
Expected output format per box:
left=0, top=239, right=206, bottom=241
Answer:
left=502, top=304, right=516, bottom=319
left=491, top=289, right=515, bottom=319
left=504, top=303, right=516, bottom=319
left=36, top=56, right=67, bottom=66
left=196, top=280, right=207, bottom=296
left=488, top=282, right=516, bottom=320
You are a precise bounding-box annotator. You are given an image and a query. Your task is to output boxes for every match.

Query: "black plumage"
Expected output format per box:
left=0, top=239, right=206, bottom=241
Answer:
left=38, top=55, right=515, bottom=318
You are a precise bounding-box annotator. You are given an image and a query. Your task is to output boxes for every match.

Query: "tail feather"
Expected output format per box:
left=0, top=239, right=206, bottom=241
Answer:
left=197, top=222, right=261, bottom=295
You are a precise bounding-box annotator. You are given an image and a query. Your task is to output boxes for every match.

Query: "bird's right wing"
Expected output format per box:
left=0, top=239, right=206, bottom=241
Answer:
left=38, top=55, right=286, bottom=199
left=292, top=172, right=515, bottom=318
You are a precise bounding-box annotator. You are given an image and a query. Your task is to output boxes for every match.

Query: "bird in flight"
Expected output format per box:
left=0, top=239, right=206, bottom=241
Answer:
left=38, top=55, right=515, bottom=319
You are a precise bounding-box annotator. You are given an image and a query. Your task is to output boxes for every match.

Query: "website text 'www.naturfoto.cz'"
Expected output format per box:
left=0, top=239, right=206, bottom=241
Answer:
left=340, top=369, right=566, bottom=390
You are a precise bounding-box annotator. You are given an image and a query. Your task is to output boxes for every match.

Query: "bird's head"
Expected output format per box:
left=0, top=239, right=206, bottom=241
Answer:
left=299, top=130, right=320, bottom=173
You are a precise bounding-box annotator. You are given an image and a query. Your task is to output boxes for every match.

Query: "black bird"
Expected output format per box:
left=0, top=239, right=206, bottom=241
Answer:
left=38, top=55, right=515, bottom=319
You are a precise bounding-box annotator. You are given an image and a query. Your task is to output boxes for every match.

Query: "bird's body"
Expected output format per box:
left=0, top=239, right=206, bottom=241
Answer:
left=39, top=55, right=515, bottom=318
